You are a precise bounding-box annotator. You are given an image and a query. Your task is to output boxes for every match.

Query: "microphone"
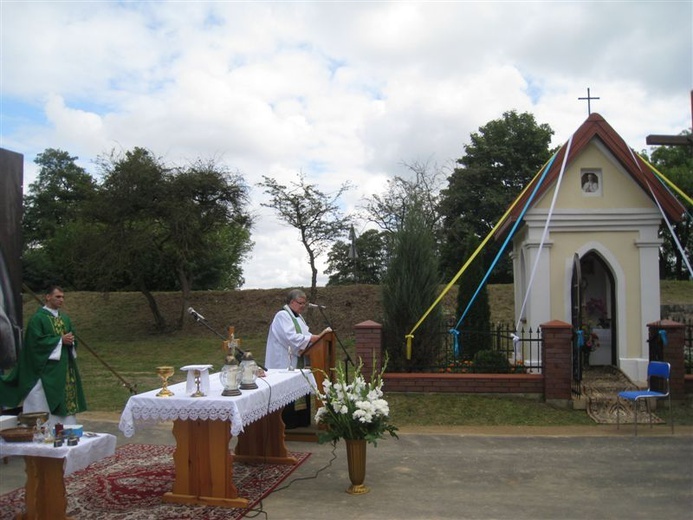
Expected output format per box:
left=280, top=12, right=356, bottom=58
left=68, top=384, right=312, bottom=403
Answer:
left=187, top=307, right=206, bottom=321
left=308, top=303, right=327, bottom=309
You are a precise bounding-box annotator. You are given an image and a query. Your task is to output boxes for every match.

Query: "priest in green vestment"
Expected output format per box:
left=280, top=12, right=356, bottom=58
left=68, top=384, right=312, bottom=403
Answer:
left=0, top=285, right=87, bottom=425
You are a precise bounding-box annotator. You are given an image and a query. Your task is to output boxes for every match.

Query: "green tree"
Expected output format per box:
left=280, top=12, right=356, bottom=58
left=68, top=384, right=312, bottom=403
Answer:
left=90, top=149, right=253, bottom=330
left=382, top=202, right=442, bottom=371
left=325, top=228, right=387, bottom=285
left=648, top=135, right=693, bottom=280
left=90, top=148, right=173, bottom=329
left=258, top=173, right=352, bottom=299
left=454, top=234, right=491, bottom=359
left=439, top=111, right=554, bottom=283
left=162, top=159, right=253, bottom=325
left=22, top=148, right=98, bottom=290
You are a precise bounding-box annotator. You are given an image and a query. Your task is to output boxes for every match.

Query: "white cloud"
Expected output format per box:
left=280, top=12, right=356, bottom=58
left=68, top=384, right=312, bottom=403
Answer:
left=1, top=1, right=690, bottom=289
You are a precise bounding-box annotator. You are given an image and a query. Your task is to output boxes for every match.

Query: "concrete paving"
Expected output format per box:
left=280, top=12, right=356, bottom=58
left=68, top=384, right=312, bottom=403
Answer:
left=1, top=412, right=692, bottom=520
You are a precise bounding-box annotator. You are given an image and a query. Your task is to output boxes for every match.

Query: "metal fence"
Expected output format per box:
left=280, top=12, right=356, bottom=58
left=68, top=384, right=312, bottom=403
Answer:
left=423, top=322, right=543, bottom=374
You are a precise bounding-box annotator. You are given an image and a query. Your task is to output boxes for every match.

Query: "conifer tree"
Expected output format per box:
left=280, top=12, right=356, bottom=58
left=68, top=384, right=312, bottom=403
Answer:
left=454, top=234, right=491, bottom=359
left=382, top=201, right=442, bottom=371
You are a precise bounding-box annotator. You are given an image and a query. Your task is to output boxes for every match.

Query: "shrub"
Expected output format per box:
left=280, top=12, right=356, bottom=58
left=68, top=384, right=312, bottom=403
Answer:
left=472, top=349, right=510, bottom=373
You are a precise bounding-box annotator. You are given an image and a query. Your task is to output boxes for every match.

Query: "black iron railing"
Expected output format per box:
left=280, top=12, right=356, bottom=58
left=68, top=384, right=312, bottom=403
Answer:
left=416, top=323, right=543, bottom=374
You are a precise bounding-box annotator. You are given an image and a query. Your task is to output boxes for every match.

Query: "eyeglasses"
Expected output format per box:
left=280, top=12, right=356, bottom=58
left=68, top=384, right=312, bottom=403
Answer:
left=293, top=300, right=307, bottom=306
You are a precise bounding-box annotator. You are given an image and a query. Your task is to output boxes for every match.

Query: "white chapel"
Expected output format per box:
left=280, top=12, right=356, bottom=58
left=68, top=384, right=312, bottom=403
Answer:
left=505, top=113, right=686, bottom=382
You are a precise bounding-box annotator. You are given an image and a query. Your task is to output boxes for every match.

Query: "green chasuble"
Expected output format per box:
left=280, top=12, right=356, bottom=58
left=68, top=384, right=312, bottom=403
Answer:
left=0, top=307, right=87, bottom=416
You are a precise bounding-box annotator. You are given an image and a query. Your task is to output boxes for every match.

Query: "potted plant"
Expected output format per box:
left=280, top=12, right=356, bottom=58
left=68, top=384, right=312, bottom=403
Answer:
left=310, top=358, right=398, bottom=494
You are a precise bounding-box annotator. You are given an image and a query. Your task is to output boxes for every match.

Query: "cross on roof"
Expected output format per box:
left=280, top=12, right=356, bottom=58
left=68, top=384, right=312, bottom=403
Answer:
left=578, top=87, right=600, bottom=115
left=645, top=90, right=693, bottom=149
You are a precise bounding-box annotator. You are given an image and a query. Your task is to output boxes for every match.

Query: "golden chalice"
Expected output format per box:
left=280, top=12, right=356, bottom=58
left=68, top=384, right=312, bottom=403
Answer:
left=155, top=366, right=175, bottom=397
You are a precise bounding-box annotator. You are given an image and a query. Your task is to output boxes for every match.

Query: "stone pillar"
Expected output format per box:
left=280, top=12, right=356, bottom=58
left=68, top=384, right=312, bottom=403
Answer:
left=541, top=320, right=573, bottom=401
left=354, top=320, right=383, bottom=382
left=647, top=320, right=685, bottom=400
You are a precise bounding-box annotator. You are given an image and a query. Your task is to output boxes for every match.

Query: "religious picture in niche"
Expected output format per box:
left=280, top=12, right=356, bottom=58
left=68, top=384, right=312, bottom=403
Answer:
left=580, top=170, right=601, bottom=195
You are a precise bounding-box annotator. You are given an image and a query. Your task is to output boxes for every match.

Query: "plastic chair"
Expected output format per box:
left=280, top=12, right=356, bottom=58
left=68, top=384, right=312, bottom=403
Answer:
left=616, top=361, right=673, bottom=435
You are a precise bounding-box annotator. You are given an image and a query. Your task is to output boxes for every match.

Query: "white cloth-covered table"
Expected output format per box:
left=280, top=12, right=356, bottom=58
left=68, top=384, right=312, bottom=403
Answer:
left=0, top=432, right=117, bottom=475
left=119, top=368, right=316, bottom=438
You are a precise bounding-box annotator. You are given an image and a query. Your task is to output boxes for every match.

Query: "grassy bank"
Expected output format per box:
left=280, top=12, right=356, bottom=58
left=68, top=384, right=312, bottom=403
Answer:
left=21, top=282, right=693, bottom=426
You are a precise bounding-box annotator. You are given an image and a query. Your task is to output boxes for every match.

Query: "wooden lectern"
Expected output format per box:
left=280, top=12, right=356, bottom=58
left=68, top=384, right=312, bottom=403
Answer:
left=285, top=331, right=337, bottom=442
left=304, top=330, right=337, bottom=397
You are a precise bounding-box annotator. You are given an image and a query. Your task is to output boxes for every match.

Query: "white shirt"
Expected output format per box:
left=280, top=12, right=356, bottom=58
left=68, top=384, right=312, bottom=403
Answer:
left=264, top=305, right=312, bottom=369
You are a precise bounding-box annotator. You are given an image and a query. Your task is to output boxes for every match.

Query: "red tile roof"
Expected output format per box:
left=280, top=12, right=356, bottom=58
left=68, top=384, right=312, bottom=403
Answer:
left=499, top=113, right=687, bottom=235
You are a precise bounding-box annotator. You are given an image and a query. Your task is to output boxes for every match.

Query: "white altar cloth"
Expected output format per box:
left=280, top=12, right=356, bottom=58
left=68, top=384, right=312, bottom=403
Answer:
left=0, top=433, right=117, bottom=476
left=119, top=368, right=316, bottom=438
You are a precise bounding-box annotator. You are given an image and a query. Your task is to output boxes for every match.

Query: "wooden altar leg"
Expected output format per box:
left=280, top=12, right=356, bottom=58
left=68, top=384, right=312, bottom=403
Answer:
left=20, top=456, right=72, bottom=520
left=235, top=408, right=297, bottom=465
left=163, top=419, right=249, bottom=509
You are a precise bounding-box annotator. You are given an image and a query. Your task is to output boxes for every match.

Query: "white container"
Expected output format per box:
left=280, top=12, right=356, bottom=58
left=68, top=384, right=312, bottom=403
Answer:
left=0, top=415, right=18, bottom=430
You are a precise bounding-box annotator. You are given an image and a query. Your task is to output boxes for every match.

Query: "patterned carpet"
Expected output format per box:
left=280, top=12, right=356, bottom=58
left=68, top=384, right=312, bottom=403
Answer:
left=581, top=365, right=664, bottom=425
left=0, top=444, right=310, bottom=520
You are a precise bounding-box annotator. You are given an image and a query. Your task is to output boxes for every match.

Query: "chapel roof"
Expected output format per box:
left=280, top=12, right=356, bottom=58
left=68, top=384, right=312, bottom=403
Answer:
left=500, top=113, right=687, bottom=235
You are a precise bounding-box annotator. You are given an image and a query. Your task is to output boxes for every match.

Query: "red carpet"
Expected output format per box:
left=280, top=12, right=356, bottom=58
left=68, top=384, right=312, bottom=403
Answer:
left=0, top=444, right=310, bottom=519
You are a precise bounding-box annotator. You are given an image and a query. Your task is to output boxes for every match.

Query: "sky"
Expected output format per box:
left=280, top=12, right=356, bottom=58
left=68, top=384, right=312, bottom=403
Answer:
left=1, top=1, right=691, bottom=290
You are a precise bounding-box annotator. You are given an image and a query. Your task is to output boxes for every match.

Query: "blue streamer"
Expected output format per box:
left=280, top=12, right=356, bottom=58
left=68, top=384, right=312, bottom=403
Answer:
left=453, top=151, right=558, bottom=334
left=576, top=329, right=584, bottom=348
left=658, top=329, right=668, bottom=347
left=450, top=328, right=460, bottom=357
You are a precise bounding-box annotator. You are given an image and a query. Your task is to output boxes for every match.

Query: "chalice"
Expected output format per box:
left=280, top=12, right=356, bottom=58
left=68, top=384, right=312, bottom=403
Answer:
left=190, top=369, right=205, bottom=397
left=155, top=366, right=175, bottom=397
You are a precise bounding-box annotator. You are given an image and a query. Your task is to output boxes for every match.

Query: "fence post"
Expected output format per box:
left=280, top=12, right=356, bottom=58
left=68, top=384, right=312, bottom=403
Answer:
left=541, top=320, right=573, bottom=402
left=354, top=320, right=383, bottom=382
left=647, top=319, right=685, bottom=400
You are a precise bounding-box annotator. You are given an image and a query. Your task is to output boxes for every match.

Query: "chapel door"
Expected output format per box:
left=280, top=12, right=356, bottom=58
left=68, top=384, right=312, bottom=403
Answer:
left=579, top=252, right=616, bottom=366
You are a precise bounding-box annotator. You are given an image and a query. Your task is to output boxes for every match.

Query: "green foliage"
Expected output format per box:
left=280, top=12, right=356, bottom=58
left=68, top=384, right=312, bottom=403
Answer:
left=382, top=202, right=442, bottom=371
left=325, top=229, right=387, bottom=285
left=439, top=111, right=554, bottom=283
left=455, top=234, right=491, bottom=357
left=90, top=149, right=253, bottom=327
left=648, top=137, right=692, bottom=280
left=258, top=173, right=352, bottom=298
left=22, top=149, right=98, bottom=291
left=471, top=349, right=511, bottom=373
left=313, top=359, right=398, bottom=446
left=23, top=147, right=253, bottom=330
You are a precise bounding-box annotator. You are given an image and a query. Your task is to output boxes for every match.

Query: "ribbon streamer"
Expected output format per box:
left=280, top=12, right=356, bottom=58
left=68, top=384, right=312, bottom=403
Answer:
left=658, top=329, right=668, bottom=347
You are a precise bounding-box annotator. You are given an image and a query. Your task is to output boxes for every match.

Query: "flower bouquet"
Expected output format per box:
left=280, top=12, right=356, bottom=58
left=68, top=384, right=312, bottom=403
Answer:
left=312, top=358, right=398, bottom=446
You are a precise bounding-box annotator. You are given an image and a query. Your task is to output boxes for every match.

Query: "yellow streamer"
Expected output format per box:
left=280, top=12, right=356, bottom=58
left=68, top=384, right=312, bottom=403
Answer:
left=404, top=155, right=556, bottom=359
left=405, top=334, right=413, bottom=360
left=638, top=154, right=693, bottom=206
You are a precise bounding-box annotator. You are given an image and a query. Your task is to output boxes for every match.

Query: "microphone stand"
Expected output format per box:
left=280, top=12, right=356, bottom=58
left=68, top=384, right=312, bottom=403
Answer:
left=189, top=314, right=267, bottom=371
left=313, top=306, right=355, bottom=382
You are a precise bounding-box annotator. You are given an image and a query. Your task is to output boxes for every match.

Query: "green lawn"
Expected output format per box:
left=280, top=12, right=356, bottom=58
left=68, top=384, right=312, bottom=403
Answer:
left=77, top=336, right=693, bottom=426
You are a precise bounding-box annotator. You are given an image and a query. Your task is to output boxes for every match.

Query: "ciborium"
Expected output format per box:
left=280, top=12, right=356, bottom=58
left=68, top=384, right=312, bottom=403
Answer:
left=155, top=366, right=175, bottom=397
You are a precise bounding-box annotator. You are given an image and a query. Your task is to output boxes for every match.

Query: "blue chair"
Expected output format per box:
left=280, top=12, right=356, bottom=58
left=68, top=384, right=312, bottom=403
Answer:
left=617, top=361, right=673, bottom=435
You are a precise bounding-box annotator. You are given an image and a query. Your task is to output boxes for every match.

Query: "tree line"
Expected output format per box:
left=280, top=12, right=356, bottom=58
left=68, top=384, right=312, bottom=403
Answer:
left=23, top=111, right=691, bottom=342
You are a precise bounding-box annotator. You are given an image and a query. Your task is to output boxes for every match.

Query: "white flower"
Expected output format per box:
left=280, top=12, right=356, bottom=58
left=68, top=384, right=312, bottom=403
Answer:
left=314, top=407, right=327, bottom=422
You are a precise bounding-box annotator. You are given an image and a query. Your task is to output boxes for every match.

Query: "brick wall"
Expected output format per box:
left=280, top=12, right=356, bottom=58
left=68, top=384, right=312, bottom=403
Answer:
left=354, top=319, right=690, bottom=399
left=383, top=372, right=543, bottom=394
left=648, top=320, right=686, bottom=399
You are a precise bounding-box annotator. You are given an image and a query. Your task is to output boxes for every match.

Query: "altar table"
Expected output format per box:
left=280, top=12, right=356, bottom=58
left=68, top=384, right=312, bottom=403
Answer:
left=119, top=369, right=315, bottom=508
left=0, top=433, right=117, bottom=520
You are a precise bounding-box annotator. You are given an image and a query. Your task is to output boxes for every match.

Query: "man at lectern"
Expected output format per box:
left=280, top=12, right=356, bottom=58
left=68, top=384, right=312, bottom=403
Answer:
left=265, top=289, right=330, bottom=428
